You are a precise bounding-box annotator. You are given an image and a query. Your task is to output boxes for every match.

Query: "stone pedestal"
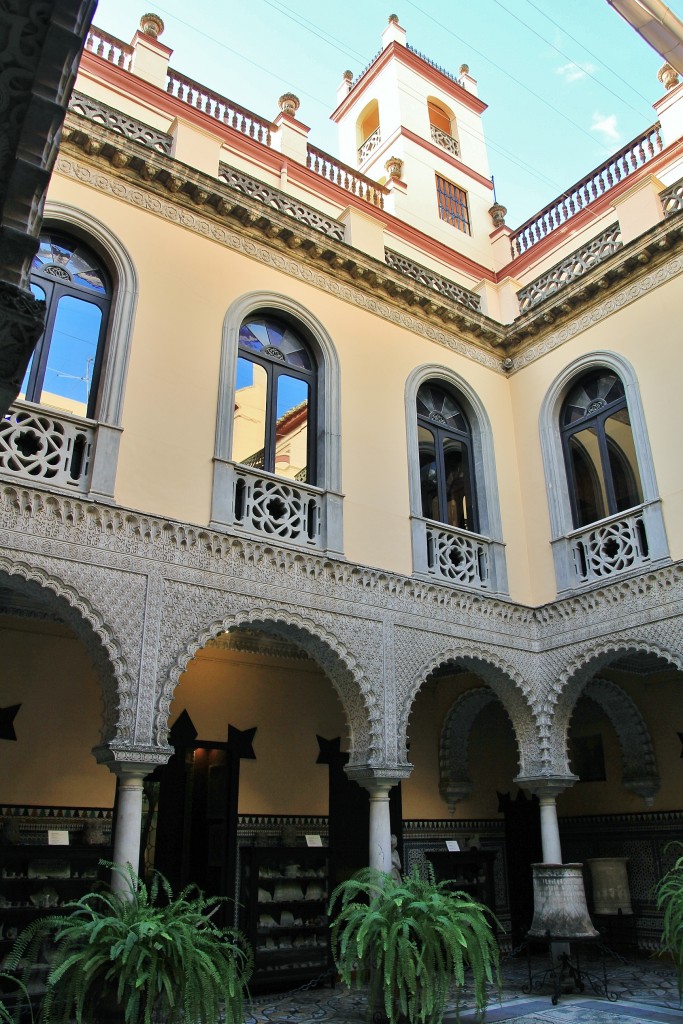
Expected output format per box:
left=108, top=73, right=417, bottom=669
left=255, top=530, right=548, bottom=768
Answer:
left=586, top=857, right=632, bottom=915
left=528, top=863, right=598, bottom=939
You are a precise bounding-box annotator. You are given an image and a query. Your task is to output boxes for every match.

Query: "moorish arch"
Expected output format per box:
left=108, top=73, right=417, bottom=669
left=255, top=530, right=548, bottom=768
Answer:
left=0, top=556, right=133, bottom=748
left=580, top=676, right=660, bottom=802
left=402, top=645, right=542, bottom=776
left=157, top=604, right=383, bottom=768
left=438, top=686, right=498, bottom=812
left=540, top=634, right=683, bottom=771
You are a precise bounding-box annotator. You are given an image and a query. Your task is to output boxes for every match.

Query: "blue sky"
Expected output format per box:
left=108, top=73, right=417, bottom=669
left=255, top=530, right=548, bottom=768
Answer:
left=91, top=0, right=683, bottom=226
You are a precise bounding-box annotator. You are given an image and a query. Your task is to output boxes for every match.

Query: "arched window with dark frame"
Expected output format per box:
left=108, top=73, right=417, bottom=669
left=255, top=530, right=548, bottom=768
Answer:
left=561, top=368, right=643, bottom=529
left=232, top=315, right=316, bottom=484
left=21, top=233, right=111, bottom=419
left=417, top=381, right=477, bottom=532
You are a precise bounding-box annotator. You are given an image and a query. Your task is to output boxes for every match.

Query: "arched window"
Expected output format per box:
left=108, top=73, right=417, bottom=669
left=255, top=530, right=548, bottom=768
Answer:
left=540, top=353, right=668, bottom=592
left=561, top=369, right=642, bottom=528
left=357, top=100, right=381, bottom=162
left=22, top=233, right=111, bottom=419
left=427, top=99, right=452, bottom=136
left=417, top=381, right=477, bottom=532
left=233, top=316, right=316, bottom=484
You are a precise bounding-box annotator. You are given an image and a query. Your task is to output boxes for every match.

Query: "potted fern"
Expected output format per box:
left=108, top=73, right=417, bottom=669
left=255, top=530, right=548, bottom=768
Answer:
left=655, top=841, right=683, bottom=998
left=6, top=862, right=252, bottom=1024
left=329, top=866, right=500, bottom=1024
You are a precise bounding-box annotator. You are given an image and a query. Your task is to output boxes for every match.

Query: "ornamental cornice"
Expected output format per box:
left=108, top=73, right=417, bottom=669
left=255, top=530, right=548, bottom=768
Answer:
left=4, top=484, right=683, bottom=651
left=57, top=116, right=506, bottom=367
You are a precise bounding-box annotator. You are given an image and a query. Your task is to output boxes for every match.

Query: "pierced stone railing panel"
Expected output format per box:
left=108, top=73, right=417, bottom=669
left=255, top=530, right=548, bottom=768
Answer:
left=569, top=508, right=651, bottom=585
left=218, top=164, right=344, bottom=240
left=233, top=466, right=323, bottom=548
left=358, top=127, right=382, bottom=162
left=510, top=123, right=663, bottom=257
left=425, top=520, right=491, bottom=589
left=306, top=145, right=387, bottom=209
left=0, top=405, right=94, bottom=493
left=166, top=69, right=273, bottom=146
left=517, top=224, right=622, bottom=313
left=430, top=124, right=460, bottom=157
left=69, top=91, right=173, bottom=154
left=661, top=176, right=683, bottom=216
left=384, top=249, right=481, bottom=311
left=85, top=27, right=133, bottom=70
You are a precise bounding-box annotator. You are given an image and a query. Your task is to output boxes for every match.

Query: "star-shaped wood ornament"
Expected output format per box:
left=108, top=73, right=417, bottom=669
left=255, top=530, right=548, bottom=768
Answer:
left=0, top=704, right=20, bottom=741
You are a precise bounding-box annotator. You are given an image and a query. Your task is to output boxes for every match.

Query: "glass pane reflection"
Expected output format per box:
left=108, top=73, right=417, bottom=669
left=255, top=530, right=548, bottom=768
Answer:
left=568, top=428, right=607, bottom=527
left=275, top=374, right=308, bottom=480
left=233, top=357, right=267, bottom=468
left=605, top=409, right=642, bottom=512
left=443, top=436, right=468, bottom=529
left=41, top=295, right=101, bottom=415
left=19, top=283, right=46, bottom=400
left=418, top=425, right=439, bottom=521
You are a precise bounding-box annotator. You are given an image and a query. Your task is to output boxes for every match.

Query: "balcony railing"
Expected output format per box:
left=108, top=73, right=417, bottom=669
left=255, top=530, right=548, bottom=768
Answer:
left=517, top=223, right=622, bottom=313
left=358, top=127, right=381, bottom=163
left=166, top=69, right=273, bottom=145
left=568, top=507, right=652, bottom=585
left=423, top=519, right=491, bottom=589
left=384, top=249, right=481, bottom=311
left=661, top=175, right=683, bottom=216
left=510, top=123, right=663, bottom=257
left=0, top=404, right=94, bottom=493
left=232, top=465, right=324, bottom=548
left=430, top=124, right=460, bottom=157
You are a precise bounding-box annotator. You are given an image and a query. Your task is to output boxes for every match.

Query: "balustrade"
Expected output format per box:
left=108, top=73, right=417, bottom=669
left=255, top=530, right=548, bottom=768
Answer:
left=358, top=127, right=382, bottom=163
left=85, top=27, right=133, bottom=69
left=661, top=175, right=683, bottom=216
left=384, top=249, right=481, bottom=311
left=166, top=69, right=272, bottom=145
left=517, top=224, right=622, bottom=312
left=510, top=124, right=663, bottom=257
left=307, top=146, right=386, bottom=209
left=0, top=404, right=94, bottom=493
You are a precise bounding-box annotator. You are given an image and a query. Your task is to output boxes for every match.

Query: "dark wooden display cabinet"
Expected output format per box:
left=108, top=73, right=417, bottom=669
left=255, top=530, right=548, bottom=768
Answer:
left=239, top=845, right=331, bottom=990
left=425, top=849, right=497, bottom=916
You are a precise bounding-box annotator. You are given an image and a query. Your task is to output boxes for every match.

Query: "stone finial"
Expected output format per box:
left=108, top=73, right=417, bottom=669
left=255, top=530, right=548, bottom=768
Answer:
left=385, top=156, right=403, bottom=179
left=658, top=62, right=680, bottom=91
left=343, top=70, right=353, bottom=82
left=139, top=13, right=164, bottom=39
left=459, top=63, right=470, bottom=76
left=278, top=93, right=300, bottom=116
left=388, top=13, right=399, bottom=23
left=489, top=202, right=507, bottom=228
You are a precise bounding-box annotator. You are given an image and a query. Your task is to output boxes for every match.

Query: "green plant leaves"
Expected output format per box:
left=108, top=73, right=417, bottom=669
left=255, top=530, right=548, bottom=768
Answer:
left=328, top=866, right=501, bottom=1024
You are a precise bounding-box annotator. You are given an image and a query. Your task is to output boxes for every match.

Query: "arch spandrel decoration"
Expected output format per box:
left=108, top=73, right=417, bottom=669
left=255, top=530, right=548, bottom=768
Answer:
left=0, top=557, right=135, bottom=746
left=155, top=587, right=385, bottom=766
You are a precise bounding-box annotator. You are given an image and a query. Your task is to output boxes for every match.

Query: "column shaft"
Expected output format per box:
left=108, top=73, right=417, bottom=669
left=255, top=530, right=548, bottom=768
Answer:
left=111, top=771, right=146, bottom=893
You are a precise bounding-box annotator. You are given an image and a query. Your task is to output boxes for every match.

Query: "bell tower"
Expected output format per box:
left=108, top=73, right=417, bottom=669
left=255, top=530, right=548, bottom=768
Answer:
left=331, top=15, right=497, bottom=263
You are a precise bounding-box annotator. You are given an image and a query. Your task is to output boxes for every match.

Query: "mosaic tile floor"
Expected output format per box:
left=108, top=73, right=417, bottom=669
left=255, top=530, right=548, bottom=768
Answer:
left=242, top=955, right=683, bottom=1024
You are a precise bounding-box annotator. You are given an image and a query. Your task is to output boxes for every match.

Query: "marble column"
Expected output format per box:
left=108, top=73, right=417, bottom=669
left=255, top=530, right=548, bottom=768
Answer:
left=539, top=794, right=563, bottom=863
left=110, top=766, right=149, bottom=894
left=345, top=766, right=411, bottom=874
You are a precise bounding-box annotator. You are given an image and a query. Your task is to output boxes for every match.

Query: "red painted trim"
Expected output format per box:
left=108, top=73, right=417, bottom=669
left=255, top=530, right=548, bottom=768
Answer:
left=331, top=42, right=487, bottom=123
left=401, top=127, right=494, bottom=190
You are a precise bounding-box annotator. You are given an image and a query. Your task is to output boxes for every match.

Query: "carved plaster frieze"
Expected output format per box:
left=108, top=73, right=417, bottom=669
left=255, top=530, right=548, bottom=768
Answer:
left=53, top=154, right=505, bottom=372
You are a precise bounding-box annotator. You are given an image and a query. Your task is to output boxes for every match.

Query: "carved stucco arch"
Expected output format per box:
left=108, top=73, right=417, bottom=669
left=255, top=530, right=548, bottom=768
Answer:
left=157, top=605, right=382, bottom=766
left=580, top=676, right=660, bottom=802
left=401, top=645, right=542, bottom=776
left=439, top=687, right=498, bottom=812
left=0, top=556, right=133, bottom=746
left=541, top=635, right=683, bottom=772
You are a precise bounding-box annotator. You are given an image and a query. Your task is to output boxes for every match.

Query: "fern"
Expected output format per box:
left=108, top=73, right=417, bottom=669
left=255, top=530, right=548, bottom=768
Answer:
left=5, top=861, right=252, bottom=1024
left=0, top=975, right=33, bottom=1024
left=655, top=841, right=683, bottom=998
left=329, top=867, right=500, bottom=1024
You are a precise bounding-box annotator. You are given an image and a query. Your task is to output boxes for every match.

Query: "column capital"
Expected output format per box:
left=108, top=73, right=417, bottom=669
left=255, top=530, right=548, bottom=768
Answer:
left=93, top=744, right=172, bottom=779
left=345, top=764, right=412, bottom=795
left=515, top=773, right=577, bottom=800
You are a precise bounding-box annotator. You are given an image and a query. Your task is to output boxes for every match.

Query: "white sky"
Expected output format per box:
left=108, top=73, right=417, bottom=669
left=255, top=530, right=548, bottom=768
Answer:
left=90, top=0, right=683, bottom=225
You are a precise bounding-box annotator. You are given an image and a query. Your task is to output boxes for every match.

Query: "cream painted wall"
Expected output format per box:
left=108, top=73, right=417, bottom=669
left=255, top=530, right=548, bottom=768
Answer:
left=0, top=618, right=115, bottom=807
left=47, top=171, right=534, bottom=596
left=170, top=644, right=347, bottom=815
